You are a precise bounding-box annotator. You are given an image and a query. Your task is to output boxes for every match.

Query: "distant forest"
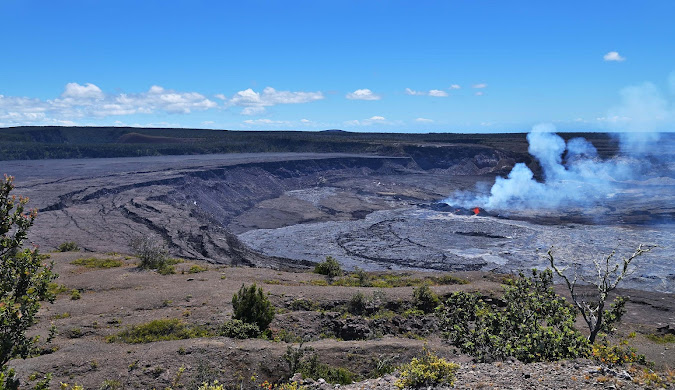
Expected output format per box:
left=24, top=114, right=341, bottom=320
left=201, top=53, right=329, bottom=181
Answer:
left=0, top=126, right=620, bottom=161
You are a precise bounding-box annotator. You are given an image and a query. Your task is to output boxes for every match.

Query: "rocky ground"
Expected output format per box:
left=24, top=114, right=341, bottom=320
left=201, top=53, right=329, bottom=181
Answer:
left=8, top=251, right=674, bottom=389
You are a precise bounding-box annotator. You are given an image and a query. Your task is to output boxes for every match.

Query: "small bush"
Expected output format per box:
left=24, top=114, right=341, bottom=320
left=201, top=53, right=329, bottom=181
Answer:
left=129, top=235, right=170, bottom=271
left=70, top=289, right=81, bottom=300
left=108, top=319, right=209, bottom=344
left=313, top=256, right=342, bottom=279
left=57, top=241, right=80, bottom=252
left=232, top=284, right=275, bottom=331
left=347, top=292, right=367, bottom=315
left=591, top=340, right=648, bottom=366
left=197, top=381, right=225, bottom=390
left=289, top=298, right=320, bottom=311
left=220, top=319, right=260, bottom=339
left=395, top=349, right=459, bottom=389
left=71, top=257, right=123, bottom=269
left=412, top=285, right=440, bottom=314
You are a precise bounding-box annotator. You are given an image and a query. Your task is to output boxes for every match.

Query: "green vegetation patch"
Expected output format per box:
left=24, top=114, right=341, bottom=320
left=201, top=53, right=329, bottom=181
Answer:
left=70, top=257, right=123, bottom=269
left=330, top=271, right=468, bottom=288
left=47, top=282, right=69, bottom=296
left=187, top=264, right=208, bottom=274
left=645, top=333, right=675, bottom=344
left=107, top=319, right=210, bottom=344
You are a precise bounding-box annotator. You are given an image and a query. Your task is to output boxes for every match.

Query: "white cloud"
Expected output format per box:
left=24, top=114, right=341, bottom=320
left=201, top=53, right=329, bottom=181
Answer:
left=475, top=91, right=484, bottom=96
left=415, top=117, right=433, bottom=123
left=0, top=83, right=219, bottom=126
left=241, top=106, right=266, bottom=116
left=449, top=84, right=461, bottom=90
left=62, top=82, right=104, bottom=99
left=228, top=87, right=324, bottom=115
left=344, top=115, right=392, bottom=126
left=603, top=51, right=626, bottom=62
left=202, top=120, right=215, bottom=125
left=214, top=94, right=226, bottom=100
left=346, top=88, right=381, bottom=100
left=406, top=88, right=448, bottom=97
left=472, top=83, right=487, bottom=89
left=242, top=118, right=290, bottom=125
left=300, top=118, right=311, bottom=123
left=428, top=89, right=448, bottom=97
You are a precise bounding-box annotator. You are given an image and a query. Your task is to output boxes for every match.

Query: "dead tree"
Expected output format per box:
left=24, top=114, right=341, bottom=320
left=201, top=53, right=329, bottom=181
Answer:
left=547, top=244, right=654, bottom=343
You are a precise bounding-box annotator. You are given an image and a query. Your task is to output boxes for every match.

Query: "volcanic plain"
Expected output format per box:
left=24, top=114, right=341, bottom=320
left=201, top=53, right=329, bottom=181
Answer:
left=1, top=128, right=674, bottom=388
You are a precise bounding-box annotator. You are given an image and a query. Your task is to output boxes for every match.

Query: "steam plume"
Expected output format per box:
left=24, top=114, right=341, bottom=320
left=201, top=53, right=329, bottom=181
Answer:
left=445, top=124, right=638, bottom=210
left=445, top=73, right=675, bottom=213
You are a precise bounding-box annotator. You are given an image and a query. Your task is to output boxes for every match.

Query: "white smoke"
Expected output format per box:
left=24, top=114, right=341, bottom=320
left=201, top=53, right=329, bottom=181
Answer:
left=444, top=123, right=647, bottom=211
left=445, top=73, right=674, bottom=212
left=453, top=125, right=627, bottom=210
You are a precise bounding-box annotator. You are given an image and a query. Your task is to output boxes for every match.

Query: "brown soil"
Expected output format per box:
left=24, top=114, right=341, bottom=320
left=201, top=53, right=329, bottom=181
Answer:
left=8, top=252, right=674, bottom=389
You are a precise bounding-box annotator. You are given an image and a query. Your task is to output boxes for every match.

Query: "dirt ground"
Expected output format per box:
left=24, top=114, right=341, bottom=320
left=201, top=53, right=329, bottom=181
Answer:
left=8, top=251, right=674, bottom=389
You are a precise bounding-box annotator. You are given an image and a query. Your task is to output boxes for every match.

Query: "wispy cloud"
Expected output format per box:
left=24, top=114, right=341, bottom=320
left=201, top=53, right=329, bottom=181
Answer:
left=475, top=91, right=484, bottom=96
left=343, top=115, right=389, bottom=126
left=472, top=83, right=487, bottom=89
left=449, top=84, right=461, bottom=90
left=603, top=51, right=626, bottom=62
left=242, top=118, right=290, bottom=125
left=345, top=89, right=381, bottom=100
left=227, top=87, right=324, bottom=115
left=428, top=89, right=449, bottom=97
left=415, top=117, right=433, bottom=123
left=405, top=88, right=448, bottom=97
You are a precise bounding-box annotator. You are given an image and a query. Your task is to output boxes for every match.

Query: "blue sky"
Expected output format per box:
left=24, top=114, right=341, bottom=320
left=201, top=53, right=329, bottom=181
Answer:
left=1, top=1, right=674, bottom=132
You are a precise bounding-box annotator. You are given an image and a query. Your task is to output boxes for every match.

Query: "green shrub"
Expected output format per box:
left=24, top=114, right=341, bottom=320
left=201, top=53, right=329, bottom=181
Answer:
left=299, top=355, right=356, bottom=385
left=591, top=340, right=648, bottom=366
left=289, top=298, right=320, bottom=311
left=70, top=257, right=123, bottom=268
left=395, top=349, right=459, bottom=389
left=437, top=269, right=589, bottom=362
left=412, top=285, right=440, bottom=314
left=197, top=381, right=225, bottom=390
left=0, top=175, right=57, bottom=370
left=56, top=241, right=80, bottom=252
left=70, top=289, right=81, bottom=300
left=313, top=256, right=342, bottom=279
left=232, top=284, right=275, bottom=331
left=347, top=291, right=367, bottom=315
left=108, top=319, right=209, bottom=344
left=220, top=319, right=260, bottom=339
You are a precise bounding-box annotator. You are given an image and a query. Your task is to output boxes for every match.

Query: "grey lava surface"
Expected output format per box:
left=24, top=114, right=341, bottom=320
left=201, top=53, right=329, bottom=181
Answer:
left=5, top=151, right=674, bottom=292
left=239, top=207, right=675, bottom=293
